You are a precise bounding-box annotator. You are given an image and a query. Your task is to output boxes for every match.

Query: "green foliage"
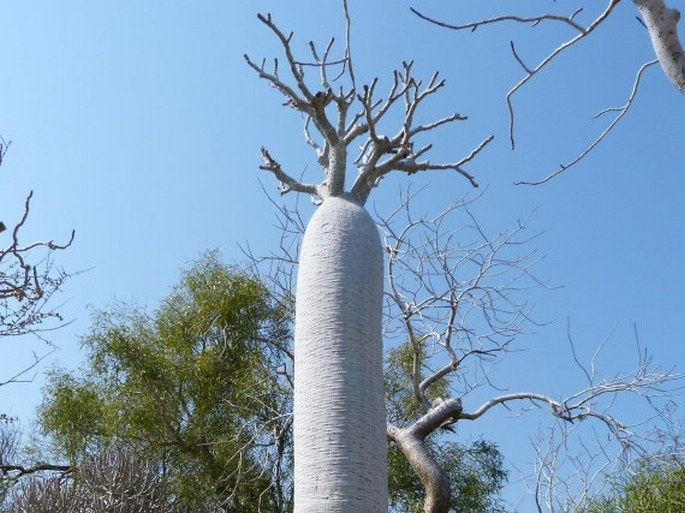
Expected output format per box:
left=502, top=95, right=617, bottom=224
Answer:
left=39, top=252, right=292, bottom=512
left=385, top=341, right=508, bottom=512
left=388, top=438, right=508, bottom=513
left=580, top=459, right=685, bottom=513
left=385, top=340, right=449, bottom=427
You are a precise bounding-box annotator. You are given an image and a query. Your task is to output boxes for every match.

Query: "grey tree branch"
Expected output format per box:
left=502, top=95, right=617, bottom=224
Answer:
left=413, top=0, right=683, bottom=185
left=516, top=60, right=659, bottom=185
left=634, top=0, right=685, bottom=92
left=412, top=1, right=621, bottom=150
left=410, top=7, right=586, bottom=34
left=379, top=191, right=682, bottom=512
left=259, top=147, right=319, bottom=197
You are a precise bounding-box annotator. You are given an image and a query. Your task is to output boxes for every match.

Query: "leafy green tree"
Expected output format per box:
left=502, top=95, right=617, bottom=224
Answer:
left=580, top=459, right=685, bottom=513
left=38, top=253, right=292, bottom=512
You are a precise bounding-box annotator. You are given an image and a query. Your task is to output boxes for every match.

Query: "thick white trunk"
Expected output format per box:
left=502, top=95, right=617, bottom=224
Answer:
left=294, top=194, right=387, bottom=513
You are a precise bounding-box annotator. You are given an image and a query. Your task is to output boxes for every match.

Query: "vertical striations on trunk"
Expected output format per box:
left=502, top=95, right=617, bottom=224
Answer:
left=294, top=194, right=387, bottom=513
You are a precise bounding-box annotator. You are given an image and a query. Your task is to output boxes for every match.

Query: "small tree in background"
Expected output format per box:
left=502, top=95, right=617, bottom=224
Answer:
left=580, top=458, right=685, bottom=513
left=36, top=253, right=292, bottom=512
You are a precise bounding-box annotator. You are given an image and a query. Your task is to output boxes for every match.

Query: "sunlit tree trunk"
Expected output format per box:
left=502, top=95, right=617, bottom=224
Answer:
left=246, top=9, right=488, bottom=512
left=294, top=195, right=387, bottom=512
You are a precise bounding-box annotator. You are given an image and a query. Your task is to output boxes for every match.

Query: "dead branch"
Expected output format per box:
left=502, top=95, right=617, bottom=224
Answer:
left=381, top=192, right=542, bottom=412
left=0, top=191, right=75, bottom=338
left=517, top=60, right=659, bottom=185
left=259, top=147, right=319, bottom=197
left=413, top=1, right=684, bottom=186
left=1, top=463, right=71, bottom=478
left=379, top=189, right=683, bottom=512
left=412, top=1, right=621, bottom=150
left=410, top=7, right=587, bottom=34
left=0, top=347, right=57, bottom=387
left=247, top=8, right=489, bottom=204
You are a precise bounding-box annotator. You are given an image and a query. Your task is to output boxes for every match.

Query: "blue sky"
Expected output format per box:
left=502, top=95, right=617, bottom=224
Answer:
left=1, top=0, right=684, bottom=509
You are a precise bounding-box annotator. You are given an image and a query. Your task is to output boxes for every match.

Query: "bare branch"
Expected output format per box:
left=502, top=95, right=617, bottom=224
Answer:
left=259, top=147, right=320, bottom=197
left=0, top=135, right=10, bottom=167
left=255, top=13, right=314, bottom=103
left=412, top=1, right=622, bottom=149
left=243, top=53, right=309, bottom=112
left=0, top=191, right=74, bottom=338
left=516, top=60, right=659, bottom=185
left=340, top=0, right=357, bottom=88
left=504, top=0, right=621, bottom=149
left=410, top=7, right=587, bottom=34
left=1, top=463, right=71, bottom=478
left=249, top=9, right=488, bottom=204
left=0, top=347, right=57, bottom=387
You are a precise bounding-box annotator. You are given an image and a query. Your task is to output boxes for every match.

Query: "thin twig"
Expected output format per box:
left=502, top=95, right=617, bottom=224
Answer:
left=516, top=60, right=658, bottom=185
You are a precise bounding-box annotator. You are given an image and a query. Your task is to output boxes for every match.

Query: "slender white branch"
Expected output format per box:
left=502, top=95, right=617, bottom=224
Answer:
left=410, top=7, right=587, bottom=34
left=259, top=147, right=320, bottom=196
left=412, top=1, right=621, bottom=149
left=504, top=0, right=621, bottom=149
left=516, top=60, right=659, bottom=185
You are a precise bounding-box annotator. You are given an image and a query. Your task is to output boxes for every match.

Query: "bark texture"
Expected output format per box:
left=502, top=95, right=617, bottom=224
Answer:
left=634, top=0, right=685, bottom=92
left=294, top=195, right=387, bottom=513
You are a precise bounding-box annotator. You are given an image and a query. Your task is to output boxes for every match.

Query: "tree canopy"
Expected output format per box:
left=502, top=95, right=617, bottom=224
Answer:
left=580, top=458, right=685, bottom=513
left=37, top=253, right=292, bottom=512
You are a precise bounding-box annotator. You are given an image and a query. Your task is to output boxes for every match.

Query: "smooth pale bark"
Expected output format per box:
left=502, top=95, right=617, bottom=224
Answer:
left=293, top=195, right=387, bottom=513
left=634, top=0, right=685, bottom=92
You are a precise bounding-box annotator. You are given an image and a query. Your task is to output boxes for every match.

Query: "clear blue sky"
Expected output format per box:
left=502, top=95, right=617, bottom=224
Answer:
left=1, top=1, right=683, bottom=509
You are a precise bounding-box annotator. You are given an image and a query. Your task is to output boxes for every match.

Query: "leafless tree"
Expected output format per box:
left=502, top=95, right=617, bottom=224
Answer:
left=378, top=192, right=682, bottom=513
left=245, top=3, right=492, bottom=511
left=0, top=141, right=75, bottom=503
left=5, top=447, right=181, bottom=513
left=0, top=190, right=74, bottom=341
left=0, top=418, right=71, bottom=507
left=412, top=0, right=684, bottom=184
left=250, top=187, right=682, bottom=513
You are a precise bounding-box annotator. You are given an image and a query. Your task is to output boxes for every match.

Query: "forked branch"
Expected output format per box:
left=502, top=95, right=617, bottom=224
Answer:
left=412, top=1, right=621, bottom=150
left=1, top=191, right=74, bottom=338
left=247, top=7, right=489, bottom=204
left=413, top=0, right=684, bottom=185
left=517, top=60, right=659, bottom=185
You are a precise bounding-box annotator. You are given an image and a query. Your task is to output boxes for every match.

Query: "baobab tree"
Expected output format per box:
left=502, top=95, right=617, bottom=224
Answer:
left=246, top=3, right=683, bottom=513
left=245, top=6, right=492, bottom=513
